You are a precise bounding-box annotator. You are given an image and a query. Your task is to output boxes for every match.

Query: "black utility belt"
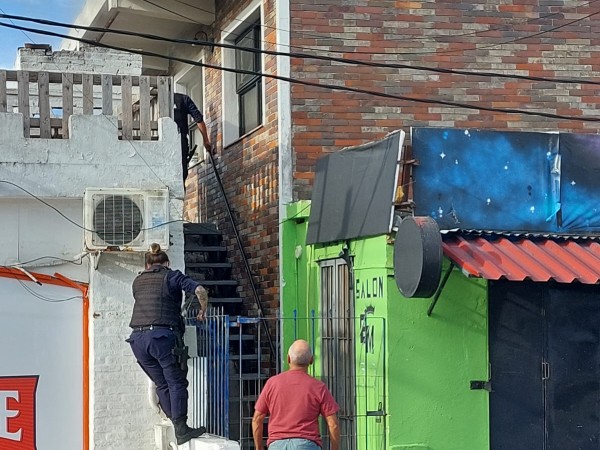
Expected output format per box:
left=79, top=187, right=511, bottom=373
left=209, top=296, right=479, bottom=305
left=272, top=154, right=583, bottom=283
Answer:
left=132, top=325, right=174, bottom=332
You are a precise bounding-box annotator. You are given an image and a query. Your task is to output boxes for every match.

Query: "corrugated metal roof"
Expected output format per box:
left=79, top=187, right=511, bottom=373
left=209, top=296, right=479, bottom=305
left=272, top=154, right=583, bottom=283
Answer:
left=442, top=235, right=600, bottom=284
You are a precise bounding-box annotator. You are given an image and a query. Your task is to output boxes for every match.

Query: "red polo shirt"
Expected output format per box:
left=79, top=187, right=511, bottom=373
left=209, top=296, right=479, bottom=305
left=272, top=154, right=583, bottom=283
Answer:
left=254, top=369, right=339, bottom=447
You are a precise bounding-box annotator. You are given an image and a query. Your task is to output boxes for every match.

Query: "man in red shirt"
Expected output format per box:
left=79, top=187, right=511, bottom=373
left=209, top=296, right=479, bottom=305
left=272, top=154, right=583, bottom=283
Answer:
left=252, top=340, right=340, bottom=450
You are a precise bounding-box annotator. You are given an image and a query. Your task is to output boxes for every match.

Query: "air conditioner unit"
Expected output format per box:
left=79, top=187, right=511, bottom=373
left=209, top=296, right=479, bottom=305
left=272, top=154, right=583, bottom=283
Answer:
left=84, top=188, right=170, bottom=251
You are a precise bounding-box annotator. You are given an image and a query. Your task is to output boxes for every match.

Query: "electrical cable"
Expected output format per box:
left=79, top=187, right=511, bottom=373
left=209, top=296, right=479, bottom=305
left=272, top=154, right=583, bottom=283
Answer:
left=0, top=180, right=188, bottom=233
left=171, top=0, right=599, bottom=48
left=8, top=255, right=84, bottom=267
left=115, top=1, right=600, bottom=57
left=1, top=22, right=599, bottom=123
left=17, top=278, right=82, bottom=302
left=4, top=13, right=600, bottom=87
left=0, top=267, right=83, bottom=302
left=0, top=8, right=173, bottom=191
left=0, top=7, right=185, bottom=219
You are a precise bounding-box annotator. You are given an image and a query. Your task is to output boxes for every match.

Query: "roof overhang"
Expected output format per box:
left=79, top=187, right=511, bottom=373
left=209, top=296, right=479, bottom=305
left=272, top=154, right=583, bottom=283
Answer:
left=62, top=0, right=215, bottom=73
left=442, top=234, right=600, bottom=284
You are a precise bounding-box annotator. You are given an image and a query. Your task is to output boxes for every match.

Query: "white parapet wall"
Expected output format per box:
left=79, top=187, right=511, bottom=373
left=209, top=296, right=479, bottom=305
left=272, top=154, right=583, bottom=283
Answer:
left=16, top=44, right=143, bottom=76
left=0, top=112, right=184, bottom=450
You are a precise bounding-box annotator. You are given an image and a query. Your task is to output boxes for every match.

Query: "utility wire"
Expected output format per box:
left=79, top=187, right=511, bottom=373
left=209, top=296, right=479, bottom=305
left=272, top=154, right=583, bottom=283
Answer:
left=171, top=0, right=598, bottom=48
left=0, top=7, right=187, bottom=218
left=3, top=14, right=600, bottom=87
left=1, top=20, right=599, bottom=123
left=0, top=8, right=173, bottom=194
left=8, top=255, right=85, bottom=267
left=0, top=180, right=186, bottom=234
left=0, top=266, right=83, bottom=302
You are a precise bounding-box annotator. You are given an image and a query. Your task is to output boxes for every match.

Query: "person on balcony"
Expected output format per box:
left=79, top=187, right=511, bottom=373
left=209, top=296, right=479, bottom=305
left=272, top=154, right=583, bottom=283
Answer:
left=127, top=243, right=209, bottom=445
left=252, top=340, right=341, bottom=450
left=173, top=92, right=212, bottom=183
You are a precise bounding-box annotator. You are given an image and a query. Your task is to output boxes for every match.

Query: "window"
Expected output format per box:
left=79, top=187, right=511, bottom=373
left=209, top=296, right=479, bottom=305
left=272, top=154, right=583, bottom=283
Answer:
left=175, top=65, right=205, bottom=166
left=235, top=22, right=262, bottom=136
left=221, top=1, right=263, bottom=146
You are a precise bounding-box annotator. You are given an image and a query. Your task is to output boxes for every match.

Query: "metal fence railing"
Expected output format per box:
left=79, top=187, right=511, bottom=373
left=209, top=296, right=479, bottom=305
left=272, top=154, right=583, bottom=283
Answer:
left=186, top=309, right=386, bottom=450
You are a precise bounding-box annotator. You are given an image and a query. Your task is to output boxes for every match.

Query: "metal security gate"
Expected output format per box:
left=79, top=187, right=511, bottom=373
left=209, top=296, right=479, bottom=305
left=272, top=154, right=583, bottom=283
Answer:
left=320, top=259, right=356, bottom=450
left=186, top=308, right=277, bottom=449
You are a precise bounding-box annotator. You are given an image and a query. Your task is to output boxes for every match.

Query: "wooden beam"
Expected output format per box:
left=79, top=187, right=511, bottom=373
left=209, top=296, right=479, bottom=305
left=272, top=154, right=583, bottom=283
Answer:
left=121, top=75, right=133, bottom=140
left=158, top=75, right=173, bottom=119
left=38, top=72, right=51, bottom=138
left=62, top=73, right=73, bottom=139
left=0, top=70, right=6, bottom=113
left=17, top=71, right=30, bottom=138
left=82, top=74, right=94, bottom=115
left=139, top=76, right=151, bottom=141
left=101, top=74, right=113, bottom=116
left=4, top=71, right=155, bottom=87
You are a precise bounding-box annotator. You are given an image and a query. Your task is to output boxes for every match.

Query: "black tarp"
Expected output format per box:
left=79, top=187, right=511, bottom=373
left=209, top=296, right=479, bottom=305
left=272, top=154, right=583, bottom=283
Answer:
left=306, top=131, right=404, bottom=245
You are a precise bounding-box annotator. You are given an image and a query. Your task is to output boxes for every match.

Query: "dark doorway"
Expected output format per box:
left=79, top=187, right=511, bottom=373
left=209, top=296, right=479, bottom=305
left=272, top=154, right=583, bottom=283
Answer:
left=489, top=281, right=600, bottom=450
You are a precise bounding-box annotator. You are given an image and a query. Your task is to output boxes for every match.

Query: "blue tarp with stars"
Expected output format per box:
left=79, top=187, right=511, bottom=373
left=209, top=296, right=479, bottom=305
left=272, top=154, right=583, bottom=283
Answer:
left=412, top=127, right=600, bottom=234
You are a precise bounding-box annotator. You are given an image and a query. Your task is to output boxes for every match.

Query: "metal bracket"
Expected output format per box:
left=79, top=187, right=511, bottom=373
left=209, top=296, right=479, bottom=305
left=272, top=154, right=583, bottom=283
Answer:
left=470, top=380, right=492, bottom=392
left=367, top=402, right=386, bottom=423
left=427, top=262, right=454, bottom=316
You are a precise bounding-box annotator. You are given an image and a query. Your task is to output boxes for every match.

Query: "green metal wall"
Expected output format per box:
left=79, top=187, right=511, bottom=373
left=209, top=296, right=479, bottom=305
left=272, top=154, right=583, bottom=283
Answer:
left=281, top=202, right=490, bottom=450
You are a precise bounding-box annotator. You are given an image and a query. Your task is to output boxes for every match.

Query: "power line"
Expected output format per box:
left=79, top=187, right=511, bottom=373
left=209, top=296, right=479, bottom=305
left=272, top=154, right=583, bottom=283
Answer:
left=460, top=7, right=600, bottom=53
left=0, top=180, right=187, bottom=233
left=0, top=7, right=174, bottom=195
left=170, top=0, right=599, bottom=49
left=8, top=255, right=85, bottom=267
left=3, top=13, right=600, bottom=87
left=16, top=277, right=82, bottom=302
left=1, top=20, right=599, bottom=123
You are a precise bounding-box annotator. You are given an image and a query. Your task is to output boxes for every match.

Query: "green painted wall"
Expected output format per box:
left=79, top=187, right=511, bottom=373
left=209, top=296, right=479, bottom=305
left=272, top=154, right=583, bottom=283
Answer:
left=281, top=202, right=489, bottom=450
left=385, top=261, right=489, bottom=450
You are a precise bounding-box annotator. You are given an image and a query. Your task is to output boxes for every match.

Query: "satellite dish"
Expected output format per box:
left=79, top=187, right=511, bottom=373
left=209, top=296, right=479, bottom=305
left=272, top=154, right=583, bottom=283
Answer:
left=394, top=216, right=443, bottom=298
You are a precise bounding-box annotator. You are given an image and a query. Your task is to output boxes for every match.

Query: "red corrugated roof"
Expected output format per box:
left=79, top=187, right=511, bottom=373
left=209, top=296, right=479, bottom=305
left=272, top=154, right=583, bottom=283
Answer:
left=442, top=235, right=600, bottom=284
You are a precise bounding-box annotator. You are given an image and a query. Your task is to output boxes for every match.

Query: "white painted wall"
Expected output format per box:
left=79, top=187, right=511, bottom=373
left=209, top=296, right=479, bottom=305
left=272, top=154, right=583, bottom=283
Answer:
left=16, top=45, right=142, bottom=76
left=0, top=112, right=184, bottom=450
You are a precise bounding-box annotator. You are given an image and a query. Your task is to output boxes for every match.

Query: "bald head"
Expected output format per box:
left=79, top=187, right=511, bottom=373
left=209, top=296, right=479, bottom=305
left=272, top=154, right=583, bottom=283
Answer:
left=287, top=340, right=313, bottom=367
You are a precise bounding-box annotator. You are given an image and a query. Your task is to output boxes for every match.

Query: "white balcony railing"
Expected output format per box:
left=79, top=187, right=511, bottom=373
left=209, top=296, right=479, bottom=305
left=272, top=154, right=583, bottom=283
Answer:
left=0, top=70, right=173, bottom=140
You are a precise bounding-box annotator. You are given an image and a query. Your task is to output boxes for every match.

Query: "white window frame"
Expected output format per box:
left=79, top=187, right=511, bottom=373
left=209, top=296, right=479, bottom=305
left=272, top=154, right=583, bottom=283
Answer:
left=175, top=60, right=206, bottom=167
left=221, top=0, right=265, bottom=147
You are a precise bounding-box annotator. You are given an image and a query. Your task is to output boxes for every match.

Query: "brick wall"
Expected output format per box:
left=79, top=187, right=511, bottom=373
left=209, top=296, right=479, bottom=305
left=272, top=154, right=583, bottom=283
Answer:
left=183, top=0, right=281, bottom=317
left=185, top=0, right=600, bottom=319
left=290, top=0, right=600, bottom=200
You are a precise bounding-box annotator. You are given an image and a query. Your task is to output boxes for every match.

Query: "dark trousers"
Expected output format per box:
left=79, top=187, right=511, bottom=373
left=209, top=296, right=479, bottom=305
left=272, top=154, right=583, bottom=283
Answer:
left=180, top=132, right=190, bottom=182
left=127, top=328, right=189, bottom=421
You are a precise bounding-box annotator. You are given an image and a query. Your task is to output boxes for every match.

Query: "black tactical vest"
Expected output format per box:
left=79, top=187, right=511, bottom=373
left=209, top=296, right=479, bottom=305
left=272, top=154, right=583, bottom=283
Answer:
left=129, top=265, right=182, bottom=329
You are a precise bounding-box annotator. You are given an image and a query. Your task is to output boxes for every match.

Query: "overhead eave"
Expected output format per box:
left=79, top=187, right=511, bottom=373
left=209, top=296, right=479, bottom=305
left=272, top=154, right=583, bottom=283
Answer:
left=62, top=0, right=215, bottom=72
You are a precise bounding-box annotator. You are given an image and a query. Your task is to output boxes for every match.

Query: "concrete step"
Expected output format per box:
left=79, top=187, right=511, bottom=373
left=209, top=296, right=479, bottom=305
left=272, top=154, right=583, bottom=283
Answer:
left=181, top=434, right=240, bottom=450
left=183, top=223, right=221, bottom=235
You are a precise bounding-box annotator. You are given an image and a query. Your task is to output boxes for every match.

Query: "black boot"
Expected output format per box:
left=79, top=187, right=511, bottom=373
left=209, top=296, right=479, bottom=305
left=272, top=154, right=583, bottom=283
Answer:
left=173, top=416, right=206, bottom=445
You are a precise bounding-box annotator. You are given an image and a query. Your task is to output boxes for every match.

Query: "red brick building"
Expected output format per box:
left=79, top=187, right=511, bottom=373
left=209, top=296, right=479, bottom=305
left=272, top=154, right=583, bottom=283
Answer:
left=71, top=0, right=600, bottom=317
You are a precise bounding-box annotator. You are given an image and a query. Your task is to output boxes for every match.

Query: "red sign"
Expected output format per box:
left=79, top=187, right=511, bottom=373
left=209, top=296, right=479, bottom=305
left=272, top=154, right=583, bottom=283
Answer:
left=0, top=376, right=38, bottom=450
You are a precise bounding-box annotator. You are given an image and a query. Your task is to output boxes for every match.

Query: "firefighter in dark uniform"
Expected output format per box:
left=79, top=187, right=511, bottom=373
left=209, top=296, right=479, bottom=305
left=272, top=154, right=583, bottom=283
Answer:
left=127, top=243, right=208, bottom=445
left=174, top=93, right=212, bottom=182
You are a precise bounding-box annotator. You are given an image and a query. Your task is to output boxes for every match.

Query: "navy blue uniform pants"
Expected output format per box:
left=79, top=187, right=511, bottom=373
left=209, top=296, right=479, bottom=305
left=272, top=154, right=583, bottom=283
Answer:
left=180, top=131, right=190, bottom=182
left=127, top=328, right=189, bottom=421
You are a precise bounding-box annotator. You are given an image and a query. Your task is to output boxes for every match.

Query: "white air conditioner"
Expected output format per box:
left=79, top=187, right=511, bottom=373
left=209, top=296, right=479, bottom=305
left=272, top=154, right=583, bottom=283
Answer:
left=83, top=188, right=170, bottom=251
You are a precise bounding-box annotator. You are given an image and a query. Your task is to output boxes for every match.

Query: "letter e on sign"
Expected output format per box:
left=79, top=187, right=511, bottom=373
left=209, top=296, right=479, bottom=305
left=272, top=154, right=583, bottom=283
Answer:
left=0, top=376, right=38, bottom=450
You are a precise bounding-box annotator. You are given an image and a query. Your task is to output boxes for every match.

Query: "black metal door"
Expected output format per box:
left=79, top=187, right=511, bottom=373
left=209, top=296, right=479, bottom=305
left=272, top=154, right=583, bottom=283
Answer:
left=546, top=284, right=600, bottom=450
left=489, top=281, right=545, bottom=450
left=490, top=281, right=600, bottom=450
